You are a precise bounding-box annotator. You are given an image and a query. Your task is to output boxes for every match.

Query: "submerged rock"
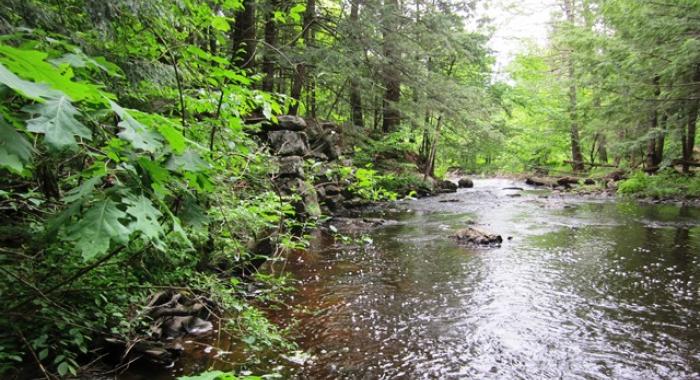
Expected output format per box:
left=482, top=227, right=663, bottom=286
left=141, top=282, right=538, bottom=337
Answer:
left=327, top=217, right=387, bottom=234
left=451, top=227, right=503, bottom=246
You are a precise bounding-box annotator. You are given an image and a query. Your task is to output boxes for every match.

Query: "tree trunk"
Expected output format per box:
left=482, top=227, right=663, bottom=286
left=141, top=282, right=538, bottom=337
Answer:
left=382, top=0, right=401, bottom=133
left=564, top=0, right=584, bottom=172
left=645, top=76, right=662, bottom=171
left=289, top=0, right=315, bottom=115
left=348, top=0, right=364, bottom=127
left=289, top=65, right=304, bottom=115
left=231, top=0, right=257, bottom=70
left=424, top=115, right=443, bottom=178
left=305, top=0, right=316, bottom=117
left=683, top=101, right=699, bottom=173
left=682, top=67, right=700, bottom=173
left=262, top=0, right=279, bottom=92
left=598, top=133, right=608, bottom=163
left=655, top=114, right=666, bottom=166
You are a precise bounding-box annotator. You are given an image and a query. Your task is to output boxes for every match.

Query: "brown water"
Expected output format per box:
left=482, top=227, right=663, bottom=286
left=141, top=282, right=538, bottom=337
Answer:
left=127, top=178, right=700, bottom=379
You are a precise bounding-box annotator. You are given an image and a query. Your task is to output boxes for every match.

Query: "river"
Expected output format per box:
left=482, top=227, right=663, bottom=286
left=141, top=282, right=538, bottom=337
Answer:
left=130, top=178, right=700, bottom=379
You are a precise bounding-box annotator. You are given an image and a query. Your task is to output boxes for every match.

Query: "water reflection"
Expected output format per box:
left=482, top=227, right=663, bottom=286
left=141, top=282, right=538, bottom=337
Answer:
left=280, top=179, right=700, bottom=379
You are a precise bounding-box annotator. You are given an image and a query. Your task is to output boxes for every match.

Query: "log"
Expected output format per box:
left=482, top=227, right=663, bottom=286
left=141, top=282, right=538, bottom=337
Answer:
left=526, top=177, right=558, bottom=187
left=564, top=160, right=618, bottom=168
left=671, top=159, right=700, bottom=167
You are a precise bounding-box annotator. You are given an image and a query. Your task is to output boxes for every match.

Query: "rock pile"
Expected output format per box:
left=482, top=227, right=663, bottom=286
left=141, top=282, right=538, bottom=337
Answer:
left=262, top=115, right=356, bottom=218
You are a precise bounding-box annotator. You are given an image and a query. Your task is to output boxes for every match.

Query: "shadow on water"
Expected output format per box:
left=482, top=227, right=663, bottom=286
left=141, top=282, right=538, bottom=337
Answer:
left=125, top=179, right=700, bottom=379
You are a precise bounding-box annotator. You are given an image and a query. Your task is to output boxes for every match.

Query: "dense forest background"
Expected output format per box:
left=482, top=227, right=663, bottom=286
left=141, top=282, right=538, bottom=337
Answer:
left=0, top=0, right=699, bottom=378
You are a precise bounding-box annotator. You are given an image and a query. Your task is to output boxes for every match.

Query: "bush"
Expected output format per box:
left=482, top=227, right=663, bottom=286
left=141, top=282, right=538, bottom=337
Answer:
left=617, top=170, right=700, bottom=199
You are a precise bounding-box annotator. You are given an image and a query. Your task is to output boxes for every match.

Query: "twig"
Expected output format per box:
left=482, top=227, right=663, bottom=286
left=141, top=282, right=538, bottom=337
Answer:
left=8, top=245, right=126, bottom=313
left=15, top=327, right=52, bottom=380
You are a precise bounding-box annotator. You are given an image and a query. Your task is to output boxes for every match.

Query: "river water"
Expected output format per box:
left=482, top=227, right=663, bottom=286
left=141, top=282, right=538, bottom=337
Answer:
left=131, top=178, right=700, bottom=379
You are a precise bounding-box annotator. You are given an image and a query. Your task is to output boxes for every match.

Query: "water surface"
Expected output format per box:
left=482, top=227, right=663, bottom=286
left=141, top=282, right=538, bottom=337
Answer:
left=128, top=178, right=700, bottom=379
left=276, top=178, right=700, bottom=379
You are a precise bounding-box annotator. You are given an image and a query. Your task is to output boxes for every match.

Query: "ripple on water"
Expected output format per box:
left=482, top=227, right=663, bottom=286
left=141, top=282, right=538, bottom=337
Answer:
left=129, top=179, right=700, bottom=380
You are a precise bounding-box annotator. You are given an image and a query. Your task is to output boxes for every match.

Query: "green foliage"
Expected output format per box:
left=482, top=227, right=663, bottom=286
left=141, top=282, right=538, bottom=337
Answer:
left=65, top=198, right=131, bottom=260
left=617, top=170, right=700, bottom=199
left=490, top=0, right=700, bottom=176
left=25, top=96, right=92, bottom=150
left=0, top=115, right=32, bottom=173
left=0, top=1, right=302, bottom=376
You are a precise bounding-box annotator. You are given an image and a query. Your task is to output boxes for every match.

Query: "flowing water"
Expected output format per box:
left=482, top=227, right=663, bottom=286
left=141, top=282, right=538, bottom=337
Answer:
left=129, top=178, right=700, bottom=379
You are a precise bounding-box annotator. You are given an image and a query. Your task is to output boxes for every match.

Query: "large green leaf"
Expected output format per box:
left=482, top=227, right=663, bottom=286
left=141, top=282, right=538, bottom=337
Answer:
left=110, top=101, right=163, bottom=152
left=157, top=123, right=186, bottom=154
left=0, top=44, right=105, bottom=103
left=0, top=63, right=61, bottom=101
left=0, top=116, right=33, bottom=173
left=49, top=51, right=123, bottom=77
left=63, top=173, right=105, bottom=203
left=25, top=96, right=92, bottom=150
left=166, top=149, right=209, bottom=172
left=66, top=199, right=131, bottom=260
left=124, top=195, right=165, bottom=250
left=138, top=157, right=172, bottom=197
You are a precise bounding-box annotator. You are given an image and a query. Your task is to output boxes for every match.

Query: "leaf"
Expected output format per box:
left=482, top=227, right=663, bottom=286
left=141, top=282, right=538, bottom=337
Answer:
left=289, top=4, right=306, bottom=23
left=138, top=157, right=171, bottom=197
left=0, top=44, right=105, bottom=103
left=50, top=51, right=123, bottom=77
left=166, top=149, right=209, bottom=172
left=49, top=53, right=88, bottom=68
left=124, top=195, right=165, bottom=249
left=110, top=101, right=163, bottom=152
left=66, top=199, right=131, bottom=260
left=170, top=214, right=194, bottom=249
left=156, top=123, right=186, bottom=153
left=178, top=195, right=209, bottom=229
left=0, top=116, right=33, bottom=173
left=57, top=361, right=70, bottom=377
left=63, top=173, right=105, bottom=203
left=25, top=96, right=92, bottom=150
left=211, top=16, right=231, bottom=32
left=0, top=62, right=61, bottom=101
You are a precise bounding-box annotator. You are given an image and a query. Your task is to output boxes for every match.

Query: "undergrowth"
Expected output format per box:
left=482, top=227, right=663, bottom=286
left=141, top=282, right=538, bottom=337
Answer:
left=617, top=170, right=700, bottom=199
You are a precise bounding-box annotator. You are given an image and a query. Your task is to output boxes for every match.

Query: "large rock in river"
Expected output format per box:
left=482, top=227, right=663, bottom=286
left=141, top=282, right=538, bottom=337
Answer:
left=451, top=227, right=502, bottom=246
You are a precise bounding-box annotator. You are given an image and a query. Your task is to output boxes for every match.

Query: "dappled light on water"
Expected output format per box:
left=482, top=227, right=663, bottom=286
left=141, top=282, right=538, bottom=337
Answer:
left=274, top=179, right=700, bottom=379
